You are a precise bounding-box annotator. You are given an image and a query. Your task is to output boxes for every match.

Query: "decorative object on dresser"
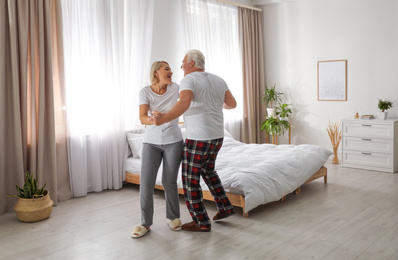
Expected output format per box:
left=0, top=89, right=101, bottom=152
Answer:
left=360, top=114, right=375, bottom=120
left=377, top=99, right=393, bottom=120
left=327, top=120, right=342, bottom=164
left=342, top=118, right=398, bottom=173
left=7, top=171, right=54, bottom=222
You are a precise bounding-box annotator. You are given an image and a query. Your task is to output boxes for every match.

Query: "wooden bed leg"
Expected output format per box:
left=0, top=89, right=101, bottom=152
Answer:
left=281, top=196, right=286, bottom=202
left=324, top=174, right=327, bottom=183
left=240, top=197, right=248, bottom=217
left=295, top=187, right=301, bottom=194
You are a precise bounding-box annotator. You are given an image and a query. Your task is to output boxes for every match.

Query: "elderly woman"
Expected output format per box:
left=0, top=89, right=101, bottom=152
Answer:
left=131, top=61, right=183, bottom=238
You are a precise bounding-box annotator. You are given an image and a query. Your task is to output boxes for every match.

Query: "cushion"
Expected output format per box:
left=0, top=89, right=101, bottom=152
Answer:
left=126, top=132, right=144, bottom=158
left=224, top=129, right=233, bottom=138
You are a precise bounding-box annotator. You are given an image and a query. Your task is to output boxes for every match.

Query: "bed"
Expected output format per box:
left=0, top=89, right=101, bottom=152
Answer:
left=125, top=128, right=333, bottom=217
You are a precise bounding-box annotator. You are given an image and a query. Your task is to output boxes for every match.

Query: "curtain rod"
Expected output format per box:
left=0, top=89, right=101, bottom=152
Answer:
left=216, top=0, right=263, bottom=12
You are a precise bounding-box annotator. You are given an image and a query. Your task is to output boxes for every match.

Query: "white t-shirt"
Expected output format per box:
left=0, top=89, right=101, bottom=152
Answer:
left=179, top=72, right=228, bottom=140
left=139, top=83, right=182, bottom=144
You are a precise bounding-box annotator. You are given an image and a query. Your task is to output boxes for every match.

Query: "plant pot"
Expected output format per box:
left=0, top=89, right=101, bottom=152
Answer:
left=13, top=191, right=54, bottom=222
left=267, top=108, right=275, bottom=117
left=377, top=112, right=388, bottom=120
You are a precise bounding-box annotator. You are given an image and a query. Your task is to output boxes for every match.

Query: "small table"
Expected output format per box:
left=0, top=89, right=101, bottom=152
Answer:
left=265, top=123, right=291, bottom=144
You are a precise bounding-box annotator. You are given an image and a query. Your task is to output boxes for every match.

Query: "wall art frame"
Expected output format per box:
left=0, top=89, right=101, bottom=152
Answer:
left=317, top=59, right=347, bottom=101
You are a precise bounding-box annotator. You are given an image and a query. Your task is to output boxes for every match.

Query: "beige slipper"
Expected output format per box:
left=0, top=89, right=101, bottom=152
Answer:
left=131, top=225, right=150, bottom=238
left=168, top=218, right=182, bottom=231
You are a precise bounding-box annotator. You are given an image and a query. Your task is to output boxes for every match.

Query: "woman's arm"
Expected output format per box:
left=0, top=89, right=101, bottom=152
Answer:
left=139, top=104, right=155, bottom=125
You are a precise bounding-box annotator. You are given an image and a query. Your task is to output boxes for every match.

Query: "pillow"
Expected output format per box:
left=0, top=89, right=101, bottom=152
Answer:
left=224, top=129, right=234, bottom=139
left=126, top=132, right=144, bottom=158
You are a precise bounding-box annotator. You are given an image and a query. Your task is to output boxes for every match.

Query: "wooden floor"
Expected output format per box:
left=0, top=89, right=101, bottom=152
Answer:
left=1, top=161, right=398, bottom=260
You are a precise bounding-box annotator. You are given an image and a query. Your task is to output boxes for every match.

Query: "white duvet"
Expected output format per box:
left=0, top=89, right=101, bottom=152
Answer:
left=125, top=134, right=332, bottom=212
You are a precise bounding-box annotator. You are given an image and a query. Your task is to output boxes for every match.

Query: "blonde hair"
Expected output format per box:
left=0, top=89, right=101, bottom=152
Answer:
left=150, top=61, right=168, bottom=84
left=185, top=49, right=205, bottom=70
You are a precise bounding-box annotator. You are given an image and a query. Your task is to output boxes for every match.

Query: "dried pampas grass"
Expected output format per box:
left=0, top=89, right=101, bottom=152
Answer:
left=327, top=120, right=342, bottom=164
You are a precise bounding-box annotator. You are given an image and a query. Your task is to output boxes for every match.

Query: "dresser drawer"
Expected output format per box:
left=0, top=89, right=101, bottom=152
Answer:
left=343, top=123, right=393, bottom=139
left=342, top=136, right=393, bottom=153
left=342, top=150, right=393, bottom=169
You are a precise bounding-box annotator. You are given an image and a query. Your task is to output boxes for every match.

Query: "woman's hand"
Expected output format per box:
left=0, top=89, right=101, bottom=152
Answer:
left=151, top=111, right=165, bottom=119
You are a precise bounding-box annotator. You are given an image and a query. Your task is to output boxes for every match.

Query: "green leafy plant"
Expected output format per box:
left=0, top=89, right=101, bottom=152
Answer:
left=260, top=116, right=290, bottom=138
left=276, top=103, right=292, bottom=119
left=7, top=171, right=47, bottom=198
left=262, top=84, right=283, bottom=108
left=378, top=99, right=393, bottom=112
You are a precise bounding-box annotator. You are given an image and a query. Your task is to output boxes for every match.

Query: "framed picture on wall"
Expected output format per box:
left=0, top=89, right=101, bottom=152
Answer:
left=317, top=60, right=347, bottom=101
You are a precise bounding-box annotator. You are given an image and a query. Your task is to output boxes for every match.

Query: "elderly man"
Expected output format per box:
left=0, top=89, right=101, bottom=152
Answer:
left=154, top=49, right=237, bottom=232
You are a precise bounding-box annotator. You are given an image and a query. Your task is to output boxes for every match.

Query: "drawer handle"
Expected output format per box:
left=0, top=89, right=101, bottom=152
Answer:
left=362, top=124, right=372, bottom=127
left=362, top=152, right=372, bottom=155
left=362, top=138, right=372, bottom=141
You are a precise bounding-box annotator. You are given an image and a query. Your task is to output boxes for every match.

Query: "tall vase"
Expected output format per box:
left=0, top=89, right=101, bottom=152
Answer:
left=332, top=147, right=339, bottom=164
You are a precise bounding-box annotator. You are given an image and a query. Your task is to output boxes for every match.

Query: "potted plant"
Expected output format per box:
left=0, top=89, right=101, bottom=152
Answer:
left=7, top=171, right=54, bottom=222
left=262, top=84, right=283, bottom=117
left=275, top=103, right=292, bottom=121
left=377, top=99, right=393, bottom=120
left=260, top=116, right=290, bottom=144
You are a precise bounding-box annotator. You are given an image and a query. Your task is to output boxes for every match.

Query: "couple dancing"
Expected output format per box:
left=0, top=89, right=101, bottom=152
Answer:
left=132, top=49, right=237, bottom=238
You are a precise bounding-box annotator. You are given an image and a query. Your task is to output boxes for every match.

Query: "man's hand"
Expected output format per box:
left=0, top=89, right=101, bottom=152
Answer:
left=150, top=111, right=165, bottom=125
left=223, top=90, right=237, bottom=109
left=154, top=116, right=165, bottom=126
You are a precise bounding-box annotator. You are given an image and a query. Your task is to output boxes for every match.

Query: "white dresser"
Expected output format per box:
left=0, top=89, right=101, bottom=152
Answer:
left=341, top=118, right=398, bottom=173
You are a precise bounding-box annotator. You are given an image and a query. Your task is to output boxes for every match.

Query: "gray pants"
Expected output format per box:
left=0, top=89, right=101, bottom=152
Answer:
left=140, top=140, right=183, bottom=226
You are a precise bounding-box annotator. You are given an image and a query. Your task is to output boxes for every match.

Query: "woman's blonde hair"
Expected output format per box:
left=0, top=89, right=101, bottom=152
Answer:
left=150, top=61, right=168, bottom=84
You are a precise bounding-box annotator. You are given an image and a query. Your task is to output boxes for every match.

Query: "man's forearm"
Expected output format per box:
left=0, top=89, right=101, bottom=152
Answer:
left=155, top=99, right=190, bottom=125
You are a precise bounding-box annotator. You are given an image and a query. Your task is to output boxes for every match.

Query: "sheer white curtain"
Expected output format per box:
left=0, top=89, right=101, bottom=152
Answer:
left=179, top=0, right=243, bottom=140
left=60, top=0, right=154, bottom=197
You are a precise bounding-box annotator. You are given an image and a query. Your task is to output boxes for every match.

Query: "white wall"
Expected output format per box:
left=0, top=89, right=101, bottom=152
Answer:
left=150, top=0, right=398, bottom=153
left=259, top=0, right=398, bottom=153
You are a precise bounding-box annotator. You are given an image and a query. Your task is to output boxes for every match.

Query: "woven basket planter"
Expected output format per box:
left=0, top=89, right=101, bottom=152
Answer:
left=13, top=191, right=54, bottom=222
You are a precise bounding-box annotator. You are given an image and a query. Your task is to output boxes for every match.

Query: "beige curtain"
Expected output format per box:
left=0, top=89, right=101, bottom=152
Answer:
left=0, top=0, right=71, bottom=215
left=238, top=7, right=267, bottom=144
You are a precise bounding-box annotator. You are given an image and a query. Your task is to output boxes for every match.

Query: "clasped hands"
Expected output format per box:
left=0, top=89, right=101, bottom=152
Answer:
left=148, top=111, right=165, bottom=126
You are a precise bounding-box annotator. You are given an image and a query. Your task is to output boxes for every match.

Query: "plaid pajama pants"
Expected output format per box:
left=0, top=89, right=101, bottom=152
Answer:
left=182, top=138, right=234, bottom=228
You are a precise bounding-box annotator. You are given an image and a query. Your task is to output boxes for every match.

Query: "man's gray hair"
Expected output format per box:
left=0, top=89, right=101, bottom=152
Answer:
left=185, top=49, right=205, bottom=70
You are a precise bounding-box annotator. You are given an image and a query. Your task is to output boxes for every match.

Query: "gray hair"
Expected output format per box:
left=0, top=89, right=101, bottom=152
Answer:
left=150, top=61, right=168, bottom=84
left=185, top=49, right=205, bottom=70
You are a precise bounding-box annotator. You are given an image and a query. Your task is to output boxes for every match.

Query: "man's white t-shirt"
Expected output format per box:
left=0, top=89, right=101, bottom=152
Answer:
left=179, top=72, right=228, bottom=140
left=139, top=83, right=182, bottom=144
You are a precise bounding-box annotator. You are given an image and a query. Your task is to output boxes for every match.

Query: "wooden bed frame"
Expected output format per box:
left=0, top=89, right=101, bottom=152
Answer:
left=125, top=166, right=327, bottom=217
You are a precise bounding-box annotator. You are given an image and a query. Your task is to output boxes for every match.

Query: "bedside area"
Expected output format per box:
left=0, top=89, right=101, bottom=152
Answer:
left=342, top=118, right=398, bottom=173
